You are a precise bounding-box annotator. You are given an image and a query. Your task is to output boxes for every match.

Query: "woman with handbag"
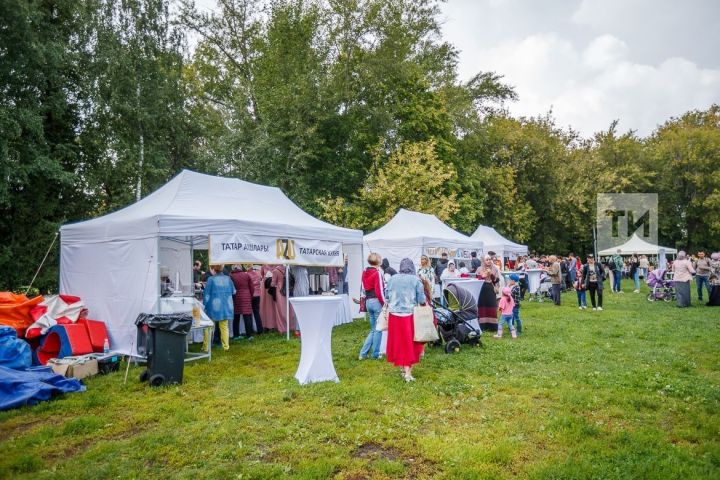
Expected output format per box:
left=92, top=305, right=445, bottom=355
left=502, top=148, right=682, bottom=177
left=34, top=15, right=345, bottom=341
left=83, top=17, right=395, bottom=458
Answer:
left=359, top=253, right=385, bottom=360
left=385, top=258, right=428, bottom=382
left=476, top=255, right=500, bottom=332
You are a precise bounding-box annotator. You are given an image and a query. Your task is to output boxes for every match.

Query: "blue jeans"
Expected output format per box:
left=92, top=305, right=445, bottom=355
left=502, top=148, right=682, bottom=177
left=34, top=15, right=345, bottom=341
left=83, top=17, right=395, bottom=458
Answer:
left=499, top=314, right=515, bottom=331
left=613, top=272, right=622, bottom=292
left=576, top=290, right=587, bottom=307
left=697, top=276, right=710, bottom=301
left=360, top=298, right=382, bottom=358
left=512, top=305, right=521, bottom=333
left=633, top=270, right=640, bottom=290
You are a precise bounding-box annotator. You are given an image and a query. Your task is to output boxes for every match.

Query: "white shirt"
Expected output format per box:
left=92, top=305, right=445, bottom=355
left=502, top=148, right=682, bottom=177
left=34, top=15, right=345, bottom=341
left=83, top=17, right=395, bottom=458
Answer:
left=441, top=268, right=460, bottom=281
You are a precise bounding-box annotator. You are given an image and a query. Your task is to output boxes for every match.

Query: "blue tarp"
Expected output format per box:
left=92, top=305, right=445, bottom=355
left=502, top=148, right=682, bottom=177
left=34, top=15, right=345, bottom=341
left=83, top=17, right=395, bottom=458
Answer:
left=0, top=365, right=85, bottom=411
left=0, top=325, right=31, bottom=369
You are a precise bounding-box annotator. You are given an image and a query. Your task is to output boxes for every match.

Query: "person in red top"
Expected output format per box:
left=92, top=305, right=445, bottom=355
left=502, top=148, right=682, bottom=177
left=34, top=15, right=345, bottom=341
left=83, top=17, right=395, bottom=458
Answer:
left=231, top=265, right=255, bottom=339
left=359, top=253, right=385, bottom=360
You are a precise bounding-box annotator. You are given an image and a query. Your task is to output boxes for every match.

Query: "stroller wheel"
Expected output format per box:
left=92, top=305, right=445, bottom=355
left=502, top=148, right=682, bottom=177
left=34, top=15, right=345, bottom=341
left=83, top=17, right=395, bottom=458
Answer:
left=646, top=293, right=655, bottom=302
left=663, top=294, right=672, bottom=303
left=445, top=339, right=461, bottom=354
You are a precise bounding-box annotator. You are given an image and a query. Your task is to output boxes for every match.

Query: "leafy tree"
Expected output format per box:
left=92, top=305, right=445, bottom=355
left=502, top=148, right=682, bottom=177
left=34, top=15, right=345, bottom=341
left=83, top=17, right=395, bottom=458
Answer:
left=318, top=139, right=458, bottom=230
left=78, top=0, right=194, bottom=213
left=650, top=105, right=720, bottom=251
left=0, top=0, right=85, bottom=292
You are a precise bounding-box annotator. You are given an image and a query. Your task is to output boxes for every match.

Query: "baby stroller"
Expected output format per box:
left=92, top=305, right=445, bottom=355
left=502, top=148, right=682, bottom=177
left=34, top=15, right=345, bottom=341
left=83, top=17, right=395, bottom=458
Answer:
left=646, top=269, right=675, bottom=302
left=432, top=283, right=482, bottom=354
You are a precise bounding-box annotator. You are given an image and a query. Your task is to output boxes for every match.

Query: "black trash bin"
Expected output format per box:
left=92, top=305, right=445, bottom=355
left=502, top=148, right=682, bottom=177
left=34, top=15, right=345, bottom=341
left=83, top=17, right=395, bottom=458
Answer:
left=135, top=313, right=192, bottom=387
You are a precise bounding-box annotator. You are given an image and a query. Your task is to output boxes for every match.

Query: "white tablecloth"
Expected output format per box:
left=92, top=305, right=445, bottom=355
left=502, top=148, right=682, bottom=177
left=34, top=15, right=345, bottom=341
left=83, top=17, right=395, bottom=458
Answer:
left=334, top=294, right=352, bottom=326
left=526, top=269, right=544, bottom=294
left=290, top=296, right=343, bottom=385
left=446, top=279, right=484, bottom=302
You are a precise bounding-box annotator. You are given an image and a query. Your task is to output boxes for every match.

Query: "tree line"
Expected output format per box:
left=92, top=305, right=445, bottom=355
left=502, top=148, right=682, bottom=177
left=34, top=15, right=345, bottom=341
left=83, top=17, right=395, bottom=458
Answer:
left=1, top=0, right=718, bottom=292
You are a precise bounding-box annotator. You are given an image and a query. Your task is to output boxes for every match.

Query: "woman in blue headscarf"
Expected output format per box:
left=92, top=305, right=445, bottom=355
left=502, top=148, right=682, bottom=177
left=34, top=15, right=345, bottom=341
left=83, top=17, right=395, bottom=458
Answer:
left=385, top=258, right=427, bottom=382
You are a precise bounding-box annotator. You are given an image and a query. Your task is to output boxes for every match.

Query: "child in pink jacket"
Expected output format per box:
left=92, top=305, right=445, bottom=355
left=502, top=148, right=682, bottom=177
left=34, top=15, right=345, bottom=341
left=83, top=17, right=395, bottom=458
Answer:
left=495, top=287, right=517, bottom=339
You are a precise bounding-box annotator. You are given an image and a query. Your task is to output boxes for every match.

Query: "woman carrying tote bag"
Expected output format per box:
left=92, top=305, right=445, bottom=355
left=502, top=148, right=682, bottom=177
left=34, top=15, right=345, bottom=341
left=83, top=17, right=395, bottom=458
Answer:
left=385, top=258, right=427, bottom=382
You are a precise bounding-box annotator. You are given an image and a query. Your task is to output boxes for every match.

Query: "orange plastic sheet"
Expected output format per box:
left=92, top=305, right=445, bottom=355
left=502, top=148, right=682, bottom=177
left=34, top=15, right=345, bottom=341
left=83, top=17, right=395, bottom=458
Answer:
left=0, top=292, right=43, bottom=337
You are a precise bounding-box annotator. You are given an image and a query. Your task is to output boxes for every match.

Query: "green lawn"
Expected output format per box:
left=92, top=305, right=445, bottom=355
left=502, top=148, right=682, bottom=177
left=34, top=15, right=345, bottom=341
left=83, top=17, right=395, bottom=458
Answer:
left=1, top=280, right=719, bottom=479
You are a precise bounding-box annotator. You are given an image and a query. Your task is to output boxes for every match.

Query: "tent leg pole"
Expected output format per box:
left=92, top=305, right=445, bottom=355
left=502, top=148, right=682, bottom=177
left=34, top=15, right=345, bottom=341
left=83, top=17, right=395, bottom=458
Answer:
left=286, top=265, right=290, bottom=340
left=26, top=232, right=59, bottom=295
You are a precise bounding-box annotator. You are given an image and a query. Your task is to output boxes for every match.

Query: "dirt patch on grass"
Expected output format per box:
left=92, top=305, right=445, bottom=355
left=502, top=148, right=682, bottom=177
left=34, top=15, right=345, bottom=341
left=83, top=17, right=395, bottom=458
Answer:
left=352, top=442, right=438, bottom=478
left=45, top=422, right=152, bottom=461
left=354, top=442, right=403, bottom=461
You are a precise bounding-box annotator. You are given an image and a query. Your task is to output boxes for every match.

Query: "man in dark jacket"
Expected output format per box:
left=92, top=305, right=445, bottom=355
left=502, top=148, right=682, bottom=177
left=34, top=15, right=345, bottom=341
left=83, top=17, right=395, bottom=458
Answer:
left=435, top=252, right=449, bottom=282
left=470, top=251, right=481, bottom=272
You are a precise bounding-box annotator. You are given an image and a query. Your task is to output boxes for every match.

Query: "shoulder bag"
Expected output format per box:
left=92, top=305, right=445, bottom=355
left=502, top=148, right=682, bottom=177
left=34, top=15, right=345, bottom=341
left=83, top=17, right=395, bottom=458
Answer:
left=413, top=305, right=439, bottom=342
left=359, top=286, right=367, bottom=313
left=375, top=304, right=389, bottom=331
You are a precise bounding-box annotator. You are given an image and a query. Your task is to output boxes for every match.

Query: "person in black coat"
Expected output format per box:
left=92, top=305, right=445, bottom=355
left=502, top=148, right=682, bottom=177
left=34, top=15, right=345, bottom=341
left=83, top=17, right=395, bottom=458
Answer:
left=470, top=251, right=481, bottom=272
left=434, top=253, right=449, bottom=281
left=581, top=254, right=605, bottom=310
left=381, top=258, right=397, bottom=277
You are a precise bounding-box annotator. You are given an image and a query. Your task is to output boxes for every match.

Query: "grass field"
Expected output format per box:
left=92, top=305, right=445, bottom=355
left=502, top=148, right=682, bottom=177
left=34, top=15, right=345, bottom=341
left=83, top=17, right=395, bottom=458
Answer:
left=1, top=280, right=719, bottom=479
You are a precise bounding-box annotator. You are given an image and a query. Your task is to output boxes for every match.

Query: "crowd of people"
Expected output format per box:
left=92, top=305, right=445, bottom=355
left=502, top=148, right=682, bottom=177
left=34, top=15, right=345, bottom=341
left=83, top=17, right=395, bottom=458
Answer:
left=358, top=250, right=518, bottom=382
left=191, top=246, right=718, bottom=372
left=192, top=259, right=349, bottom=350
left=357, top=248, right=719, bottom=382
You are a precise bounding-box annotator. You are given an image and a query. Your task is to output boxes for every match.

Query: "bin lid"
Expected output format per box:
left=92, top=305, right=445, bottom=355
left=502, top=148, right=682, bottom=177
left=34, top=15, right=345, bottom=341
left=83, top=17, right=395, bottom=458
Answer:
left=134, top=313, right=193, bottom=335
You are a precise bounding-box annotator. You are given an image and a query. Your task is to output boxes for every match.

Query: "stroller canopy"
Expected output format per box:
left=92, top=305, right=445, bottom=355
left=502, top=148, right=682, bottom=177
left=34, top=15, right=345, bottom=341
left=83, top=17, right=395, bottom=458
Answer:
left=646, top=269, right=667, bottom=287
left=444, top=283, right=478, bottom=320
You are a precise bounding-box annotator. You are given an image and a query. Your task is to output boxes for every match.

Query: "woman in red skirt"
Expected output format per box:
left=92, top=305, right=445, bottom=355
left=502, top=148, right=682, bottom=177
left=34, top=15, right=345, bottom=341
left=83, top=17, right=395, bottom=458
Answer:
left=385, top=258, right=427, bottom=382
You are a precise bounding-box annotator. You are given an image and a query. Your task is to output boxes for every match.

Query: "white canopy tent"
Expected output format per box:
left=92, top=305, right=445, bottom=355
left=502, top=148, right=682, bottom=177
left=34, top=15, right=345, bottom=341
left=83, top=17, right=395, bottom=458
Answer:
left=598, top=233, right=677, bottom=256
left=60, top=170, right=364, bottom=354
left=471, top=225, right=528, bottom=260
left=363, top=209, right=483, bottom=270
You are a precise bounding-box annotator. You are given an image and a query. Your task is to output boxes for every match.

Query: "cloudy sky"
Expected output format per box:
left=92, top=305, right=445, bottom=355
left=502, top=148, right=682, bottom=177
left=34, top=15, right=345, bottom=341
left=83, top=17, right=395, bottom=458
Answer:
left=439, top=0, right=720, bottom=137
left=192, top=0, right=720, bottom=137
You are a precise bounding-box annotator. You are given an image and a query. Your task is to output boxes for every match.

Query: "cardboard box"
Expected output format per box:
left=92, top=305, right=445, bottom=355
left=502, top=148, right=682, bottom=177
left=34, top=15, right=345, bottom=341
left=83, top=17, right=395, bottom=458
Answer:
left=49, top=356, right=99, bottom=380
left=87, top=352, right=121, bottom=374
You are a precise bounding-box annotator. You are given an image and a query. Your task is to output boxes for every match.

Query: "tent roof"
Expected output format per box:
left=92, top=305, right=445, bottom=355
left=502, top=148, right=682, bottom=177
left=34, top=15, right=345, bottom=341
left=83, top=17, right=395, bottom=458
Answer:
left=598, top=234, right=677, bottom=255
left=364, top=209, right=481, bottom=249
left=471, top=225, right=527, bottom=255
left=61, top=170, right=363, bottom=244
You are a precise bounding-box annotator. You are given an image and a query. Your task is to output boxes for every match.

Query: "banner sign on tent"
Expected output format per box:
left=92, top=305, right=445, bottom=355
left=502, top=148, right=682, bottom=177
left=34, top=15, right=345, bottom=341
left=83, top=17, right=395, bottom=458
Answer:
left=210, top=234, right=343, bottom=266
left=424, top=247, right=481, bottom=260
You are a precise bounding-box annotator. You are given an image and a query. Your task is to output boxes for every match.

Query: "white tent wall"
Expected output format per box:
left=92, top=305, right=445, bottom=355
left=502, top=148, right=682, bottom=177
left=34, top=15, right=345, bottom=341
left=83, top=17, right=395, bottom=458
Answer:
left=362, top=243, right=429, bottom=272
left=363, top=209, right=483, bottom=271
left=597, top=234, right=677, bottom=256
left=60, top=237, right=158, bottom=355
left=59, top=170, right=365, bottom=354
left=344, top=243, right=363, bottom=317
left=470, top=225, right=528, bottom=261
